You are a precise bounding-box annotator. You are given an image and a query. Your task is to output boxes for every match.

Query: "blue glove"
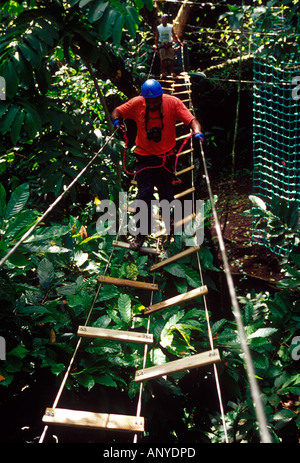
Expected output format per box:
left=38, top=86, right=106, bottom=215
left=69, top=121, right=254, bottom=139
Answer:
left=113, top=119, right=120, bottom=128
left=194, top=132, right=205, bottom=142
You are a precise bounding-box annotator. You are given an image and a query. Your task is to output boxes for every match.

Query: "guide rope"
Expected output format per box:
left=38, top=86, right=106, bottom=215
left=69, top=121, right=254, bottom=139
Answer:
left=0, top=129, right=119, bottom=270
left=198, top=138, right=272, bottom=443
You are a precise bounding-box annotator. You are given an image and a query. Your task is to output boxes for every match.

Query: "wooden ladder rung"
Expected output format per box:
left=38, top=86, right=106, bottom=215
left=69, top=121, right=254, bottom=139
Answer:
left=150, top=245, right=200, bottom=271
left=172, top=90, right=192, bottom=96
left=176, top=133, right=191, bottom=142
left=113, top=240, right=160, bottom=255
left=98, top=275, right=158, bottom=290
left=77, top=326, right=153, bottom=344
left=177, top=148, right=193, bottom=157
left=144, top=285, right=208, bottom=315
left=175, top=165, right=195, bottom=176
left=42, top=408, right=144, bottom=432
left=174, top=187, right=195, bottom=199
left=122, top=205, right=160, bottom=219
left=174, top=212, right=196, bottom=229
left=135, top=349, right=221, bottom=382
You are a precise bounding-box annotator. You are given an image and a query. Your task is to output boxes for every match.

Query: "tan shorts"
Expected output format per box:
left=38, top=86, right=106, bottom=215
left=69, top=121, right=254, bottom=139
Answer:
left=159, top=44, right=175, bottom=61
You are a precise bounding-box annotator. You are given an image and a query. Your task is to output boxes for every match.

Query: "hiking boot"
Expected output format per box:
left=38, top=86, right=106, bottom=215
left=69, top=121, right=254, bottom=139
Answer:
left=129, top=234, right=147, bottom=251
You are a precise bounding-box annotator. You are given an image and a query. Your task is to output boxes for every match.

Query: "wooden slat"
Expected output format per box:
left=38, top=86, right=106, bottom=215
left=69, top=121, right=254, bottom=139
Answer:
left=97, top=275, right=158, bottom=290
left=42, top=408, right=144, bottom=432
left=144, top=285, right=208, bottom=315
left=113, top=240, right=160, bottom=255
left=77, top=326, right=153, bottom=344
left=122, top=205, right=160, bottom=219
left=177, top=148, right=193, bottom=157
left=135, top=349, right=221, bottom=382
left=172, top=90, right=192, bottom=96
left=174, top=187, right=195, bottom=199
left=174, top=212, right=196, bottom=229
left=175, top=165, right=195, bottom=176
left=150, top=245, right=200, bottom=271
left=176, top=133, right=191, bottom=142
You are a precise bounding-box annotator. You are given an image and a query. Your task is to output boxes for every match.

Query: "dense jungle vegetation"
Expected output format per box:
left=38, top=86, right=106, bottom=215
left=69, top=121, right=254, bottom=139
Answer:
left=0, top=0, right=299, bottom=444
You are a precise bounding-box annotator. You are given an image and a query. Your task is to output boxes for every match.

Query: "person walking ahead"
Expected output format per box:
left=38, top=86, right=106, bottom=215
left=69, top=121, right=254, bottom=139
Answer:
left=155, top=14, right=181, bottom=78
left=111, top=79, right=204, bottom=251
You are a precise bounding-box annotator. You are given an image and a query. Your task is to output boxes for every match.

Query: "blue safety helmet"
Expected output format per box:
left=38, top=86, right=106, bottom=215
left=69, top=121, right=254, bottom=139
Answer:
left=141, top=79, right=163, bottom=99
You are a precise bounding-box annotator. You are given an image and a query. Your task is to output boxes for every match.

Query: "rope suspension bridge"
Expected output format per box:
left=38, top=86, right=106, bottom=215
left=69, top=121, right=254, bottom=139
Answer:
left=0, top=8, right=280, bottom=445
left=0, top=68, right=271, bottom=443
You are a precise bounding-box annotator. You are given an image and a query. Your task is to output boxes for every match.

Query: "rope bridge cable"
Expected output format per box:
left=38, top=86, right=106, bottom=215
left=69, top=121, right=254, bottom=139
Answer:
left=0, top=128, right=119, bottom=270
left=198, top=138, right=272, bottom=443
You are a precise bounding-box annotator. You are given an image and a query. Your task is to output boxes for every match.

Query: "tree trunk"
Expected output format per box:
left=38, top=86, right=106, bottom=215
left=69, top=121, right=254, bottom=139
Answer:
left=173, top=0, right=196, bottom=39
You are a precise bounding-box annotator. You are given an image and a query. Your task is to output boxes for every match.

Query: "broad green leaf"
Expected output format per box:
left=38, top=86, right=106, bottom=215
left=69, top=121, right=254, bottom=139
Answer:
left=184, top=267, right=202, bottom=288
left=10, top=110, right=24, bottom=145
left=5, top=183, right=29, bottom=219
left=93, top=315, right=111, bottom=328
left=24, top=225, right=71, bottom=242
left=79, top=0, right=94, bottom=7
left=18, top=43, right=41, bottom=68
left=247, top=327, right=278, bottom=339
left=0, top=105, right=19, bottom=135
left=124, top=12, right=138, bottom=38
left=98, top=7, right=118, bottom=41
left=164, top=263, right=186, bottom=278
left=0, top=102, right=9, bottom=118
left=118, top=293, right=131, bottom=323
left=37, top=258, right=55, bottom=290
left=23, top=107, right=41, bottom=139
left=3, top=61, right=18, bottom=98
left=249, top=195, right=267, bottom=211
left=75, top=373, right=95, bottom=390
left=94, top=375, right=117, bottom=388
left=88, top=1, right=109, bottom=23
left=112, top=12, right=124, bottom=45
left=0, top=184, right=6, bottom=219
left=8, top=345, right=29, bottom=358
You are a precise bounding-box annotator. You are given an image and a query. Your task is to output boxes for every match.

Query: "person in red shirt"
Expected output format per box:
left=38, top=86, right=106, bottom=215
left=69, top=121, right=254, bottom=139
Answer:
left=112, top=79, right=204, bottom=251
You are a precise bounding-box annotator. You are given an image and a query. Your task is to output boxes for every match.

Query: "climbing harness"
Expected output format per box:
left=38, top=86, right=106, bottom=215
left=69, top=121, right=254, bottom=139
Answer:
left=121, top=128, right=192, bottom=177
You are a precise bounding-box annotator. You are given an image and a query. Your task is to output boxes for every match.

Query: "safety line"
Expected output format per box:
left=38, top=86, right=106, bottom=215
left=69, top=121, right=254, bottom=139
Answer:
left=195, top=252, right=229, bottom=443
left=133, top=248, right=159, bottom=444
left=198, top=138, right=272, bottom=443
left=0, top=129, right=119, bottom=269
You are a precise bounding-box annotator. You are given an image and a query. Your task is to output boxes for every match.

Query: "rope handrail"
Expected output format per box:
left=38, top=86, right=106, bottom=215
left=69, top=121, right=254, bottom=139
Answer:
left=198, top=138, right=272, bottom=443
left=0, top=129, right=119, bottom=270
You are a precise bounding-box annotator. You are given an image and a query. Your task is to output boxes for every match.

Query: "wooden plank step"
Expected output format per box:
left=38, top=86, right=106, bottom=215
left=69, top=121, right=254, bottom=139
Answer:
left=177, top=148, right=193, bottom=157
left=97, top=275, right=158, bottom=290
left=174, top=187, right=195, bottom=199
left=135, top=349, right=221, bottom=382
left=42, top=408, right=144, bottom=432
left=150, top=245, right=200, bottom=271
left=78, top=326, right=153, bottom=344
left=122, top=205, right=160, bottom=219
left=172, top=90, right=192, bottom=96
left=174, top=212, right=196, bottom=229
left=144, top=285, right=208, bottom=315
left=113, top=240, right=160, bottom=255
left=175, top=165, right=195, bottom=176
left=176, top=133, right=192, bottom=142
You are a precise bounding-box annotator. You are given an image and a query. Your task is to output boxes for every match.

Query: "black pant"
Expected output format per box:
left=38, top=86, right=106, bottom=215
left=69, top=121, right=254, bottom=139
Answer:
left=134, top=154, right=175, bottom=235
